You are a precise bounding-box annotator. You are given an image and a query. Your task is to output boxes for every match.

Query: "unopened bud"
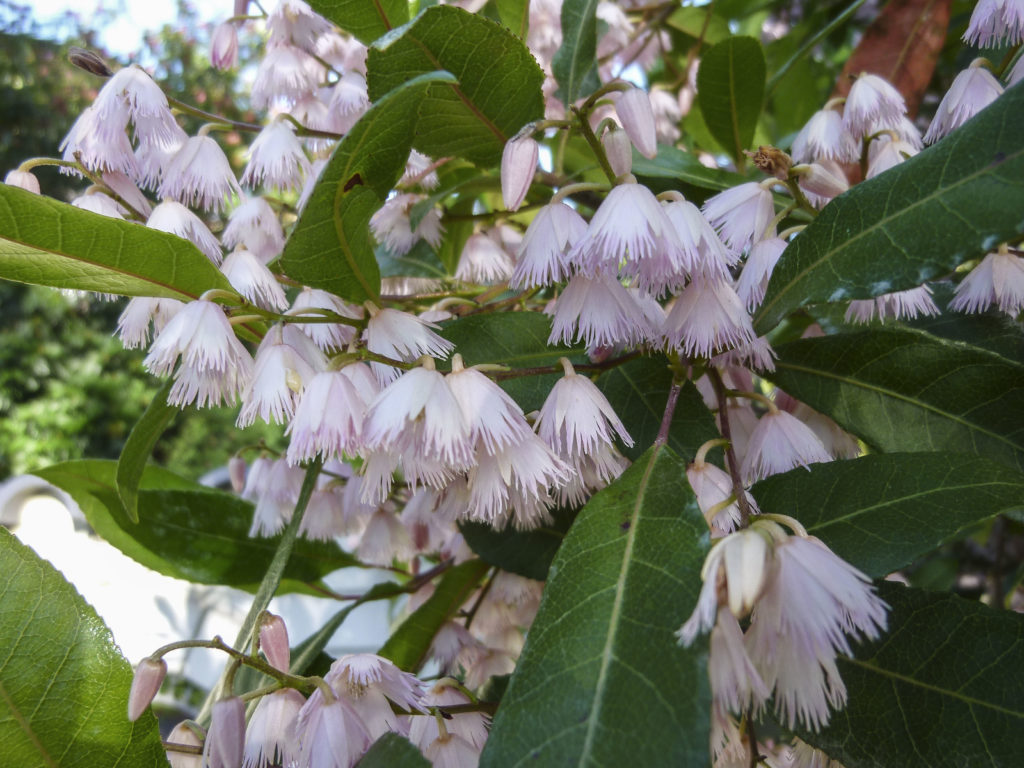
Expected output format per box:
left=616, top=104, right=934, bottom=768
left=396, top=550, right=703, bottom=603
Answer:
left=259, top=612, right=291, bottom=672
left=127, top=657, right=167, bottom=721
left=210, top=23, right=239, bottom=71
left=4, top=170, right=40, bottom=195
left=795, top=162, right=848, bottom=200
left=722, top=528, right=770, bottom=618
left=615, top=87, right=658, bottom=159
left=746, top=145, right=792, bottom=180
left=166, top=721, right=204, bottom=768
left=204, top=697, right=245, bottom=768
left=68, top=46, right=113, bottom=78
left=602, top=127, right=632, bottom=179
left=501, top=134, right=538, bottom=212
left=228, top=456, right=246, bottom=494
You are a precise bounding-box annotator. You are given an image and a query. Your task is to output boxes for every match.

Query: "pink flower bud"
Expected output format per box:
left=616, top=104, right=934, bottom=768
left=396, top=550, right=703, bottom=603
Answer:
left=204, top=697, right=245, bottom=768
left=228, top=456, right=247, bottom=494
left=4, top=170, right=40, bottom=194
left=616, top=88, right=658, bottom=159
left=259, top=612, right=291, bottom=672
left=501, top=134, right=538, bottom=212
left=166, top=721, right=203, bottom=768
left=796, top=162, right=848, bottom=201
left=127, top=657, right=167, bottom=721
left=602, top=127, right=632, bottom=178
left=211, top=23, right=239, bottom=71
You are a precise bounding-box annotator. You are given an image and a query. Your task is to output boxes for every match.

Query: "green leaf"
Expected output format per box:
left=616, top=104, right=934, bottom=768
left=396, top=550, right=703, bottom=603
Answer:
left=0, top=528, right=168, bottom=768
left=752, top=453, right=1024, bottom=578
left=696, top=36, right=766, bottom=163
left=800, top=583, right=1024, bottom=768
left=377, top=240, right=447, bottom=279
left=480, top=446, right=711, bottom=766
left=367, top=6, right=545, bottom=166
left=307, top=0, right=410, bottom=45
left=357, top=733, right=430, bottom=767
left=631, top=144, right=746, bottom=194
left=551, top=0, right=600, bottom=106
left=116, top=379, right=178, bottom=524
left=460, top=506, right=576, bottom=581
left=281, top=71, right=456, bottom=303
left=0, top=185, right=231, bottom=300
left=766, top=329, right=1024, bottom=472
left=439, top=311, right=586, bottom=412
left=755, top=81, right=1024, bottom=334
left=595, top=357, right=720, bottom=461
left=377, top=559, right=490, bottom=672
left=667, top=6, right=731, bottom=44
left=34, top=460, right=359, bottom=592
left=495, top=0, right=529, bottom=39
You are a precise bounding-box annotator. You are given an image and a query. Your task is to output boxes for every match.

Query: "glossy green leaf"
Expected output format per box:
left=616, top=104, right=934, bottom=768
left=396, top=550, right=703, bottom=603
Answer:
left=34, top=460, right=359, bottom=592
left=495, top=0, right=529, bottom=38
left=755, top=82, right=1024, bottom=334
left=307, top=0, right=409, bottom=45
left=696, top=36, right=766, bottom=163
left=551, top=0, right=600, bottom=106
left=904, top=285, right=1024, bottom=365
left=0, top=528, right=168, bottom=768
left=459, top=506, right=577, bottom=581
left=378, top=559, right=490, bottom=672
left=440, top=311, right=585, bottom=412
left=767, top=329, right=1024, bottom=472
left=595, top=356, right=720, bottom=461
left=116, top=379, right=177, bottom=524
left=367, top=6, right=545, bottom=166
left=800, top=583, right=1024, bottom=768
left=0, top=185, right=231, bottom=300
left=282, top=71, right=456, bottom=303
left=481, top=446, right=711, bottom=766
left=357, top=733, right=430, bottom=767
left=752, top=453, right=1024, bottom=578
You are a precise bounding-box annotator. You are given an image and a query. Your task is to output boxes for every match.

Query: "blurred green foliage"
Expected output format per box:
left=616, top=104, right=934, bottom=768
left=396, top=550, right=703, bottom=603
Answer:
left=0, top=0, right=280, bottom=480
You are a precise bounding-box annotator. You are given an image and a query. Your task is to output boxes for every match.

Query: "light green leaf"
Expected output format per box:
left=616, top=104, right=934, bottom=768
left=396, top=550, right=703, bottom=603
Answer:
left=0, top=185, right=231, bottom=299
left=439, top=311, right=586, bottom=412
left=116, top=379, right=177, bottom=524
left=307, top=0, right=410, bottom=45
left=766, top=329, right=1024, bottom=472
left=34, top=460, right=359, bottom=592
left=595, top=356, right=720, bottom=461
left=696, top=36, right=766, bottom=163
left=667, top=6, right=730, bottom=44
left=495, top=0, right=529, bottom=39
left=0, top=528, right=168, bottom=768
left=377, top=559, right=490, bottom=672
left=480, top=446, right=710, bottom=766
left=367, top=6, right=545, bottom=167
left=752, top=453, right=1024, bottom=578
left=357, top=733, right=430, bottom=767
left=459, top=506, right=576, bottom=581
left=755, top=81, right=1024, bottom=334
left=552, top=0, right=600, bottom=106
left=281, top=71, right=456, bottom=303
left=801, top=583, right=1024, bottom=768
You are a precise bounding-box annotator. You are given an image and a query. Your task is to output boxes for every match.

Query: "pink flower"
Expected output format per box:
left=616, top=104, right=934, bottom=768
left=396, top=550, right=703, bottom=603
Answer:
left=244, top=689, right=304, bottom=768
left=510, top=202, right=588, bottom=289
left=615, top=87, right=658, bottom=159
left=843, top=73, right=906, bottom=138
left=702, top=182, right=775, bottom=254
left=4, top=170, right=40, bottom=194
left=211, top=22, right=239, bottom=70
left=741, top=408, right=831, bottom=483
left=288, top=288, right=362, bottom=352
left=223, top=196, right=286, bottom=262
left=736, top=237, right=786, bottom=311
left=963, top=0, right=1024, bottom=47
left=661, top=198, right=736, bottom=282
left=950, top=247, right=1024, bottom=315
left=204, top=698, right=245, bottom=768
left=220, top=249, right=288, bottom=310
left=363, top=306, right=453, bottom=383
left=238, top=324, right=326, bottom=427
left=159, top=135, right=241, bottom=213
left=791, top=107, right=858, bottom=164
left=547, top=272, right=654, bottom=349
left=294, top=689, right=370, bottom=768
left=287, top=369, right=369, bottom=463
left=242, top=119, right=311, bottom=192
left=455, top=232, right=515, bottom=284
left=147, top=201, right=222, bottom=263
left=501, top=133, right=538, bottom=211
left=663, top=277, right=756, bottom=358
left=924, top=60, right=1004, bottom=144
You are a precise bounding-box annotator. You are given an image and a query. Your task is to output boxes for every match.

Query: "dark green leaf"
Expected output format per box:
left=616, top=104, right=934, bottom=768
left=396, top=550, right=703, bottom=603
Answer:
left=767, top=329, right=1024, bottom=472
left=552, top=0, right=600, bottom=106
left=367, top=6, right=545, bottom=166
left=377, top=559, right=490, bottom=672
left=460, top=506, right=577, bottom=581
left=0, top=528, right=168, bottom=768
left=0, top=185, right=231, bottom=299
left=595, top=356, right=719, bottom=461
left=801, top=582, right=1024, bottom=768
left=307, top=0, right=409, bottom=45
left=282, top=71, right=456, bottom=303
left=495, top=0, right=529, bottom=39
left=481, top=446, right=711, bottom=766
left=752, top=453, right=1024, bottom=578
left=755, top=81, right=1024, bottom=334
left=696, top=36, right=766, bottom=163
left=377, top=240, right=447, bottom=279
left=357, top=733, right=430, bottom=767
left=116, top=379, right=178, bottom=524
left=631, top=144, right=746, bottom=194
left=34, top=460, right=359, bottom=592
left=440, top=311, right=585, bottom=412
